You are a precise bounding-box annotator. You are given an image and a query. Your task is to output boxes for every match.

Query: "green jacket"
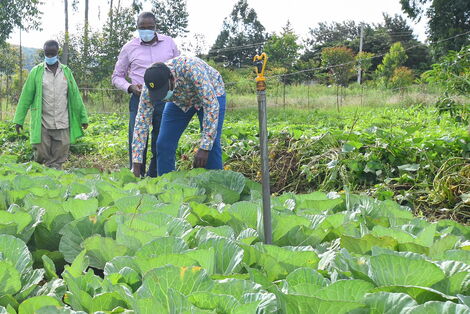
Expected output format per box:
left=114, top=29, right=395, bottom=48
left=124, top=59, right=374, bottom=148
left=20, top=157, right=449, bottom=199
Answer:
left=13, top=63, right=89, bottom=144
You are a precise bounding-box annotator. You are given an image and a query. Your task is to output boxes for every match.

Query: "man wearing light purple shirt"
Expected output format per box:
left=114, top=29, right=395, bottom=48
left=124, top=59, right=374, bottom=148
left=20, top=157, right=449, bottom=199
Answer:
left=112, top=11, right=180, bottom=177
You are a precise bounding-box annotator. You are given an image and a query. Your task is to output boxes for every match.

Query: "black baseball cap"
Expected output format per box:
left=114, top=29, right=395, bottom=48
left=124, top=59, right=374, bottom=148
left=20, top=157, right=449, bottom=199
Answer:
left=144, top=63, right=171, bottom=102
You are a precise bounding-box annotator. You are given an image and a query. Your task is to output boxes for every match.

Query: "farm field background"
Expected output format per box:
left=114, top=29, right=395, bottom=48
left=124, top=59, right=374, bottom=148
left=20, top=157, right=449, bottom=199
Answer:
left=0, top=98, right=469, bottom=312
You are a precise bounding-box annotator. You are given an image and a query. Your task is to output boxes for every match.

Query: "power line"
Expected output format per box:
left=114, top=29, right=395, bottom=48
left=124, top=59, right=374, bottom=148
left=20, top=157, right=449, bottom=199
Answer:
left=386, top=31, right=415, bottom=34
left=208, top=41, right=268, bottom=55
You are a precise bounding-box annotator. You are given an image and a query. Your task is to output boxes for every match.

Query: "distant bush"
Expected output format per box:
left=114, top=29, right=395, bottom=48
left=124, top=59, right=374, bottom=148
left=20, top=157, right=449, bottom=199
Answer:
left=390, top=66, right=414, bottom=92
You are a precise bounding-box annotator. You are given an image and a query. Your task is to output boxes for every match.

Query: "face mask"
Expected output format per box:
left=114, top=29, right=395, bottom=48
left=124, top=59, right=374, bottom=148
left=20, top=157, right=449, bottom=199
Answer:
left=163, top=90, right=174, bottom=101
left=138, top=29, right=155, bottom=42
left=44, top=56, right=58, bottom=65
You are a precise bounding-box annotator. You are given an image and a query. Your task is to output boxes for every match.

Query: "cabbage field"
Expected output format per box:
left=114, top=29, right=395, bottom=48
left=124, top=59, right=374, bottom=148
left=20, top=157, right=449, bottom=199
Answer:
left=0, top=103, right=469, bottom=313
left=0, top=157, right=469, bottom=313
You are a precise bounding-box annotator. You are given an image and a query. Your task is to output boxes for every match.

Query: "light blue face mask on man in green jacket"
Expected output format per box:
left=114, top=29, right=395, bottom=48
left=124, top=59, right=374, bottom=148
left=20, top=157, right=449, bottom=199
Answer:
left=13, top=63, right=89, bottom=145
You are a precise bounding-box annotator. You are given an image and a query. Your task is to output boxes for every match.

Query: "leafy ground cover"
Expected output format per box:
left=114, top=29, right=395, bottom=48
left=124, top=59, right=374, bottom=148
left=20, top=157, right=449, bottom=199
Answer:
left=0, top=159, right=469, bottom=313
left=1, top=104, right=468, bottom=222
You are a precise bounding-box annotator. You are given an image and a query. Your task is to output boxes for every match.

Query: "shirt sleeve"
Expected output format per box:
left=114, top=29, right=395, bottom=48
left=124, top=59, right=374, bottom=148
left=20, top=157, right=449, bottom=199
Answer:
left=186, top=63, right=219, bottom=151
left=112, top=45, right=132, bottom=92
left=132, top=86, right=154, bottom=163
left=13, top=68, right=36, bottom=126
left=172, top=38, right=181, bottom=58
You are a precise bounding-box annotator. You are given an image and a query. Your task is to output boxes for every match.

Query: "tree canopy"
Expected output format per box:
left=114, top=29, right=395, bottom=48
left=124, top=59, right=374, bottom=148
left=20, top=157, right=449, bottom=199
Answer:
left=264, top=21, right=301, bottom=69
left=400, top=0, right=470, bottom=58
left=150, top=0, right=189, bottom=38
left=210, top=0, right=267, bottom=67
left=303, top=14, right=431, bottom=73
left=0, top=0, right=42, bottom=45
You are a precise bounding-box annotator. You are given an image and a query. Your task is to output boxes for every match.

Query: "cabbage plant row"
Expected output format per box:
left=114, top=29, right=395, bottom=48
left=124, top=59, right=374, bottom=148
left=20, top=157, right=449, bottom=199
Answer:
left=0, top=158, right=469, bottom=313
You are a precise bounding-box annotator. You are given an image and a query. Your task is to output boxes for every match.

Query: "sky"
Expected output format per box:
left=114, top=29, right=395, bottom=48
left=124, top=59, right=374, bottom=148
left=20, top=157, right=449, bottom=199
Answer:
left=7, top=0, right=428, bottom=51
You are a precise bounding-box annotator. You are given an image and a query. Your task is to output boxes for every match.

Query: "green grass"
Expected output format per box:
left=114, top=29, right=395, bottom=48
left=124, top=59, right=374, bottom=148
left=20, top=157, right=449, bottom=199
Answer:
left=228, top=83, right=439, bottom=109
left=78, top=83, right=467, bottom=112
left=2, top=84, right=466, bottom=117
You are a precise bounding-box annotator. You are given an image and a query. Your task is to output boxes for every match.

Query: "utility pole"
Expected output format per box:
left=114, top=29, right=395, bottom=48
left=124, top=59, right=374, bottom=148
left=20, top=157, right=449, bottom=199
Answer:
left=63, top=0, right=69, bottom=65
left=84, top=0, right=89, bottom=59
left=357, top=24, right=364, bottom=84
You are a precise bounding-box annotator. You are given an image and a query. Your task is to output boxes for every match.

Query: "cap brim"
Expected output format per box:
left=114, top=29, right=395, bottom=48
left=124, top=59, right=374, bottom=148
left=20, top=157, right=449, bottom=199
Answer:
left=147, top=81, right=169, bottom=102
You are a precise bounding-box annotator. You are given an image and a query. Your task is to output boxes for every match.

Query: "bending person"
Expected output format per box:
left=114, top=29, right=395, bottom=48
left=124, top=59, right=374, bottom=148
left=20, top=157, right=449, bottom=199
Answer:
left=131, top=56, right=226, bottom=177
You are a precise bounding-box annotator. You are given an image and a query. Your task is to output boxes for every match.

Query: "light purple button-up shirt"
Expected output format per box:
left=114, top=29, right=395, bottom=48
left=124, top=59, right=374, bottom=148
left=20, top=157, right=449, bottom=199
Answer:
left=112, top=34, right=180, bottom=92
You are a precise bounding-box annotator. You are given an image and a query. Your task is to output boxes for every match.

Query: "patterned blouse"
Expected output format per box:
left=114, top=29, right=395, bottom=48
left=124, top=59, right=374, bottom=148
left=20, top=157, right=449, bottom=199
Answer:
left=132, top=56, right=225, bottom=164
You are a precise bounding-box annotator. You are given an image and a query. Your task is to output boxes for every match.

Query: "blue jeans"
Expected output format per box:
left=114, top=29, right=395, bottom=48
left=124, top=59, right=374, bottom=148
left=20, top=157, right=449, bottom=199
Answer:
left=128, top=94, right=164, bottom=177
left=157, top=94, right=226, bottom=176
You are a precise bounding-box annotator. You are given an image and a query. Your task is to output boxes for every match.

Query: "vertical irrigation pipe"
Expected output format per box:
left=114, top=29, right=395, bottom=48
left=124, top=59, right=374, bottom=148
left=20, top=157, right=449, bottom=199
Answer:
left=253, top=53, right=272, bottom=244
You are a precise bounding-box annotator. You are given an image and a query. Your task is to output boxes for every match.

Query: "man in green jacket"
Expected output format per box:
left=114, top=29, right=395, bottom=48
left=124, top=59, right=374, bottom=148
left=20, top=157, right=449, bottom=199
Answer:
left=13, top=40, right=89, bottom=169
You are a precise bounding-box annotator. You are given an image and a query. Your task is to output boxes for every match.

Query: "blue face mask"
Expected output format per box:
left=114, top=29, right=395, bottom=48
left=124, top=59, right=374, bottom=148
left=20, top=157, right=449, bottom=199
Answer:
left=163, top=90, right=174, bottom=101
left=44, top=55, right=58, bottom=65
left=138, top=29, right=155, bottom=42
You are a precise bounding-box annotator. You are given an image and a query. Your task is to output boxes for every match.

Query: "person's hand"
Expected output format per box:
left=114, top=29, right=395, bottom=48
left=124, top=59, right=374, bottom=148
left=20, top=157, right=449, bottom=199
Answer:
left=132, top=162, right=142, bottom=177
left=193, top=148, right=209, bottom=168
left=82, top=123, right=89, bottom=130
left=128, top=84, right=142, bottom=96
left=15, top=124, right=23, bottom=135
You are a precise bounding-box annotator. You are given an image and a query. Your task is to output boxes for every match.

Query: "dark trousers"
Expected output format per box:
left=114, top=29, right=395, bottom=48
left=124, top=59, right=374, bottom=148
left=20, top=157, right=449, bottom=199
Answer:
left=157, top=94, right=226, bottom=176
left=128, top=94, right=164, bottom=177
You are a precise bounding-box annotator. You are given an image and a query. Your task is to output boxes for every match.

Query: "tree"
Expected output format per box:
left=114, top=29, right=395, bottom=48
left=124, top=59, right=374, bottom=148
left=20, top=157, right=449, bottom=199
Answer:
left=0, top=43, right=20, bottom=112
left=382, top=13, right=431, bottom=73
left=61, top=29, right=100, bottom=89
left=264, top=20, right=301, bottom=69
left=304, top=20, right=360, bottom=61
left=355, top=51, right=375, bottom=82
left=209, top=0, right=267, bottom=67
left=56, top=0, right=140, bottom=89
left=0, top=0, right=42, bottom=44
left=375, top=42, right=408, bottom=87
left=382, top=13, right=415, bottom=43
left=181, top=33, right=208, bottom=57
left=150, top=0, right=189, bottom=38
left=390, top=66, right=415, bottom=95
left=66, top=4, right=137, bottom=88
left=0, top=44, right=19, bottom=76
left=358, top=26, right=396, bottom=71
left=96, top=4, right=139, bottom=83
left=303, top=15, right=431, bottom=73
left=400, top=0, right=470, bottom=58
left=423, top=45, right=470, bottom=96
left=321, top=46, right=355, bottom=110
left=322, top=47, right=356, bottom=86
left=422, top=45, right=470, bottom=122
